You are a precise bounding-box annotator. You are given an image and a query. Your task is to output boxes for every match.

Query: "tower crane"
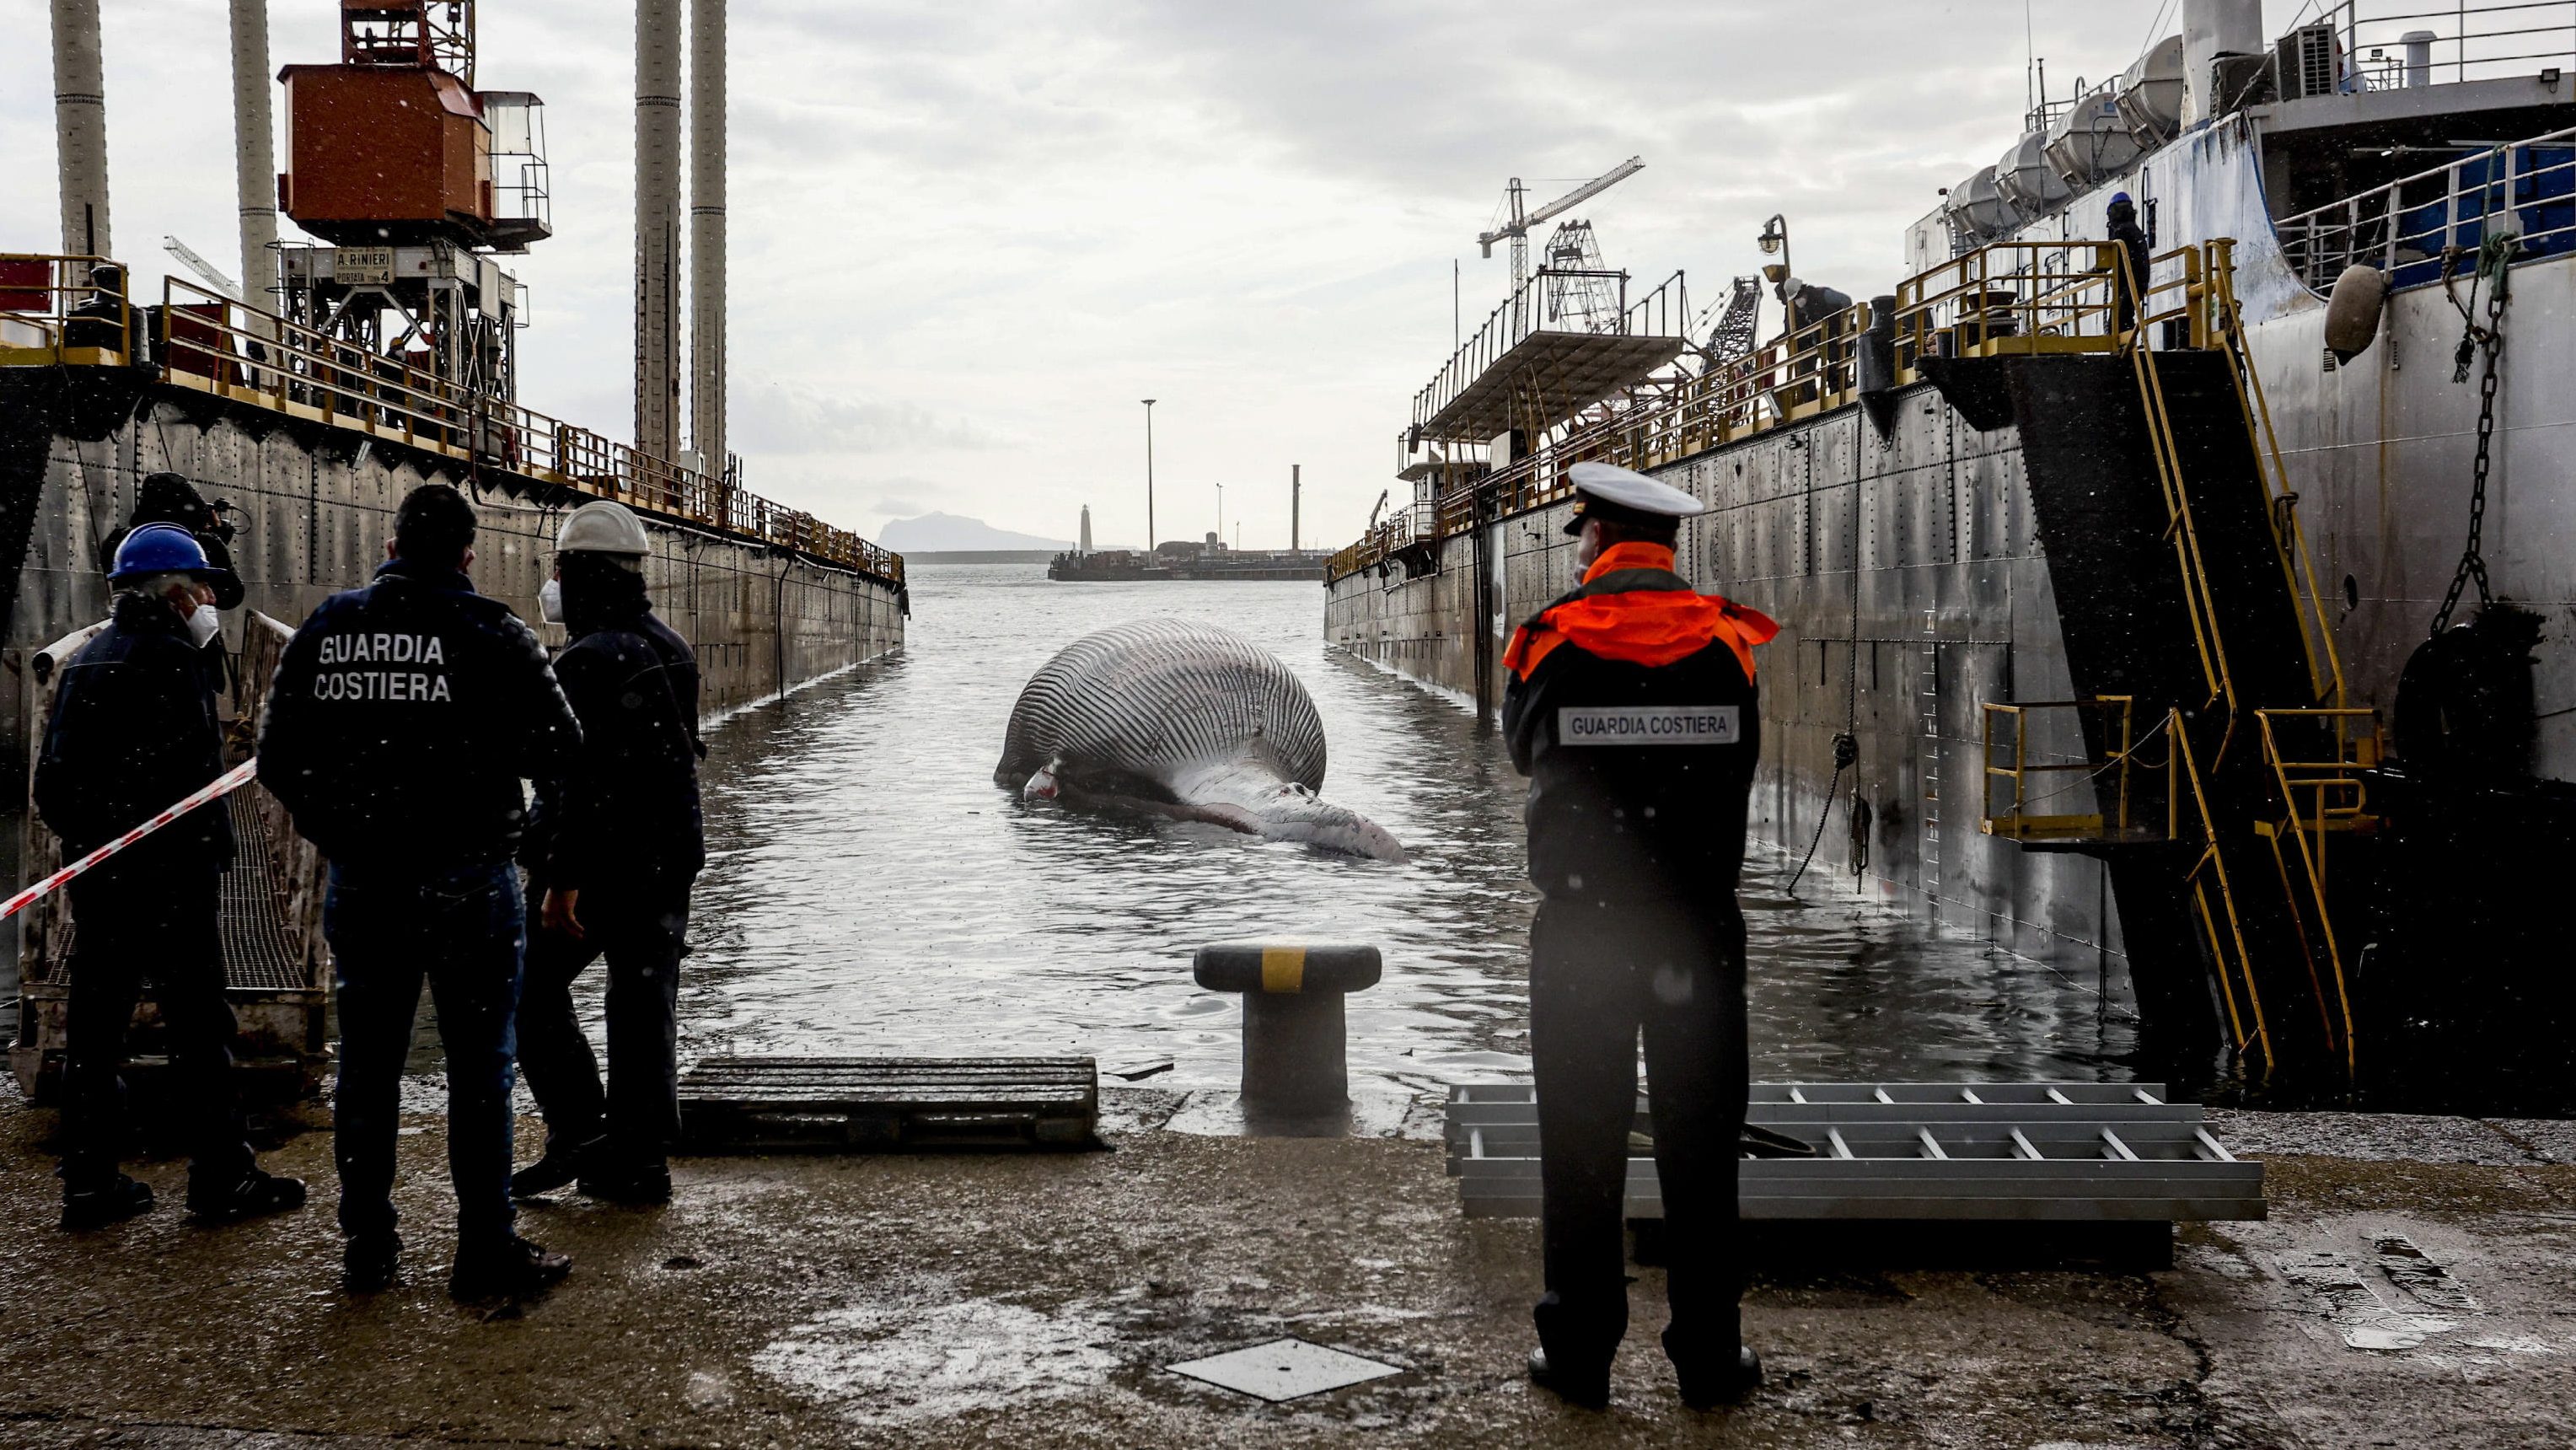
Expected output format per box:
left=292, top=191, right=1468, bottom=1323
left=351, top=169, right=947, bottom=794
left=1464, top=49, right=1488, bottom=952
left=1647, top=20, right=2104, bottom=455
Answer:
left=1478, top=156, right=1644, bottom=297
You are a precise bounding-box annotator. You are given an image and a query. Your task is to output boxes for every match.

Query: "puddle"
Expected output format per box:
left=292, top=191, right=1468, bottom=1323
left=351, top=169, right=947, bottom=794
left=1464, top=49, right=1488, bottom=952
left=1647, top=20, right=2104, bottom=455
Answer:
left=754, top=1283, right=1118, bottom=1424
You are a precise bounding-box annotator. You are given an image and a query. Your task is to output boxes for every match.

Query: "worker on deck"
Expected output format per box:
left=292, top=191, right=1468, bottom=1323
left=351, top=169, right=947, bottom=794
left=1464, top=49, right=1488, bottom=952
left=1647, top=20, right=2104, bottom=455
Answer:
left=259, top=484, right=582, bottom=1301
left=95, top=473, right=246, bottom=616
left=2106, top=191, right=2153, bottom=336
left=1773, top=276, right=1855, bottom=398
left=1501, top=460, right=1777, bottom=1410
left=35, top=525, right=305, bottom=1231
left=510, top=501, right=706, bottom=1206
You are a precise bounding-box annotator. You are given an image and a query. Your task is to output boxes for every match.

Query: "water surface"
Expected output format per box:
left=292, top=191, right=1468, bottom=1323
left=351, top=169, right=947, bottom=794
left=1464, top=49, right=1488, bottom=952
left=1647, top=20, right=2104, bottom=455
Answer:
left=662, top=562, right=2135, bottom=1129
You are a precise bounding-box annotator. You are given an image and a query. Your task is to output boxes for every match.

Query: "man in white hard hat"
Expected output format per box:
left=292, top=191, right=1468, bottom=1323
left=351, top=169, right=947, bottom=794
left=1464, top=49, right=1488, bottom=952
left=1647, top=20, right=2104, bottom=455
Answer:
left=1500, top=461, right=1777, bottom=1410
left=511, top=500, right=706, bottom=1205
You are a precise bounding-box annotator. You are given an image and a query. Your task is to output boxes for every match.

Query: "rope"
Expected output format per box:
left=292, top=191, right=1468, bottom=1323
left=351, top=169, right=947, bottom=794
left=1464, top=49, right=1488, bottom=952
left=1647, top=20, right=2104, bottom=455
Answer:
left=1790, top=423, right=1865, bottom=896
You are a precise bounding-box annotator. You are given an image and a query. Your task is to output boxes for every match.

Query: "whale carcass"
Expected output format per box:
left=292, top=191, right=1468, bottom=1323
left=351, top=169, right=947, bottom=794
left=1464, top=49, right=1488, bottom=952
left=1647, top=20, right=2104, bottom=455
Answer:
left=996, top=618, right=1403, bottom=860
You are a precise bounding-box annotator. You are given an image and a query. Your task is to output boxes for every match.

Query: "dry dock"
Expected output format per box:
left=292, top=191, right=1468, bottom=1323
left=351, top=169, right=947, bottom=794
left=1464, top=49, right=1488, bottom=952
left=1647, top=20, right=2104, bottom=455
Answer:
left=3, top=1093, right=2573, bottom=1447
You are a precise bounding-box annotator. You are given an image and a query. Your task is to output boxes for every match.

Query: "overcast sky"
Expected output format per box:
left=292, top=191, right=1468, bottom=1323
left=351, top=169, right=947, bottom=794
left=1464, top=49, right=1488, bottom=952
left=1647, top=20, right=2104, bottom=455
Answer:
left=5, top=2, right=2288, bottom=552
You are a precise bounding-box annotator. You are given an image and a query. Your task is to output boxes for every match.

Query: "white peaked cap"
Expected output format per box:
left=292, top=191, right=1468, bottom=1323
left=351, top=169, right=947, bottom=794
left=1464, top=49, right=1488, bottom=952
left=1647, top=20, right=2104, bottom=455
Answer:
left=1568, top=461, right=1705, bottom=519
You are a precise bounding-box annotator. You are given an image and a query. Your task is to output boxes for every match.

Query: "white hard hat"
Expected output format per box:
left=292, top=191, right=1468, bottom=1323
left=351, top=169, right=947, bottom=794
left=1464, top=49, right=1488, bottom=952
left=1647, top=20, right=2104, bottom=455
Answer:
left=1563, top=461, right=1705, bottom=534
left=556, top=499, right=651, bottom=556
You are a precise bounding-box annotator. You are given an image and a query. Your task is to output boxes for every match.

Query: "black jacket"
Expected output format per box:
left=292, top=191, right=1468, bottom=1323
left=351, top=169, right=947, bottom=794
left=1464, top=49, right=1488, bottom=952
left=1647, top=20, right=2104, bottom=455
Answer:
left=257, top=558, right=580, bottom=875
left=34, top=590, right=236, bottom=873
left=1503, top=556, right=1765, bottom=911
left=522, top=602, right=706, bottom=892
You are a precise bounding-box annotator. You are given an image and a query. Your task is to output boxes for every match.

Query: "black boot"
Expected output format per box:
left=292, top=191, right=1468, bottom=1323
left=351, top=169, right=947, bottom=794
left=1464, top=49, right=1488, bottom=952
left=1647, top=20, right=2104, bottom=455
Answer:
left=344, top=1232, right=403, bottom=1293
left=450, top=1235, right=573, bottom=1302
left=579, top=1159, right=672, bottom=1206
left=1527, top=1348, right=1611, bottom=1410
left=60, top=1173, right=154, bottom=1231
left=509, top=1134, right=604, bottom=1199
left=187, top=1168, right=308, bottom=1223
left=1676, top=1345, right=1763, bottom=1410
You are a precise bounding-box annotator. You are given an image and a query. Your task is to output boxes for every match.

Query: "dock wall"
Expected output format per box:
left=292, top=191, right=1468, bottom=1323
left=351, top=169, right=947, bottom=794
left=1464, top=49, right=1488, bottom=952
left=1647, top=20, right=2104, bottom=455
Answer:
left=0, top=372, right=904, bottom=959
left=1327, top=382, right=2128, bottom=977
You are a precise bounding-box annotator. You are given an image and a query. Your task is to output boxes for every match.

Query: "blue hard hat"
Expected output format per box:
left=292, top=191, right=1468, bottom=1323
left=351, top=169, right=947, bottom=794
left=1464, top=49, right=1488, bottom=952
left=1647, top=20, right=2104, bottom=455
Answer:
left=2110, top=191, right=2134, bottom=205
left=109, top=522, right=213, bottom=583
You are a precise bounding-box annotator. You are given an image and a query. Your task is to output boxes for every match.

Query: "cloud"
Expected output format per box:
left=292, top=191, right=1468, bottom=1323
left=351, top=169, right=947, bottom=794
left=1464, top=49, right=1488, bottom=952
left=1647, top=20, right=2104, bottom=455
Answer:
left=0, top=0, right=2187, bottom=549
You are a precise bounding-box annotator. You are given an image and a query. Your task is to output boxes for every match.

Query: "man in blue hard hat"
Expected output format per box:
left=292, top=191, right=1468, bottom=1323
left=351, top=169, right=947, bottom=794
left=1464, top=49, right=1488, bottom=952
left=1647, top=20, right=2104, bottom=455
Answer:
left=35, top=524, right=305, bottom=1230
left=259, top=484, right=582, bottom=1301
left=510, top=500, right=706, bottom=1206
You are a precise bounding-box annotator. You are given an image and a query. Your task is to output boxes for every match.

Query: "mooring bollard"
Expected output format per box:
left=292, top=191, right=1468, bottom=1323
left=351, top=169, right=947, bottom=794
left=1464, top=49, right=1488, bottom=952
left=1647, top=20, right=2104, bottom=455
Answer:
left=1192, top=940, right=1382, bottom=1114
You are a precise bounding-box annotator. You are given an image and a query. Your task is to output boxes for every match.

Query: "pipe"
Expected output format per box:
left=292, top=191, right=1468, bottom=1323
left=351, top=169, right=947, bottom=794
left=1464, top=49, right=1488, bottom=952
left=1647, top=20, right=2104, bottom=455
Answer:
left=636, top=0, right=684, bottom=459
left=229, top=0, right=278, bottom=306
left=2179, top=0, right=2262, bottom=126
left=52, top=0, right=110, bottom=256
left=688, top=0, right=725, bottom=472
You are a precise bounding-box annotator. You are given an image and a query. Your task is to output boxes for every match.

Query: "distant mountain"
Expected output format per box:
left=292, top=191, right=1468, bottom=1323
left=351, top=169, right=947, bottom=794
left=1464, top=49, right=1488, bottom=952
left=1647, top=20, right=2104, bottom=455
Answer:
left=876, top=513, right=1071, bottom=552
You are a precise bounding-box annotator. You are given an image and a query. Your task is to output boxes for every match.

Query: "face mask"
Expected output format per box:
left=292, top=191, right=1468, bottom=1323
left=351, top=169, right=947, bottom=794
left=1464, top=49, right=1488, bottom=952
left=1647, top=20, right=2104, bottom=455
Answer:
left=537, top=577, right=565, bottom=624
left=185, top=602, right=221, bottom=649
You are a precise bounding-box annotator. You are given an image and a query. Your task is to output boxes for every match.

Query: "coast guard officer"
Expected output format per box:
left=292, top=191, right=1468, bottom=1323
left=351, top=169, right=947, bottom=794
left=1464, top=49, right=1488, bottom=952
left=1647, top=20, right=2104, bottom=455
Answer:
left=259, top=484, right=582, bottom=1300
left=1502, top=460, right=1777, bottom=1410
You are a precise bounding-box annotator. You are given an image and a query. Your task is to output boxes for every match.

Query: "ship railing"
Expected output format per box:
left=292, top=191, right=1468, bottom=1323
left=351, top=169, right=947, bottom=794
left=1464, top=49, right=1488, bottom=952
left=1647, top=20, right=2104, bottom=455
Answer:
left=2273, top=124, right=2576, bottom=291
left=0, top=254, right=135, bottom=366
left=1978, top=696, right=2177, bottom=846
left=1410, top=266, right=1689, bottom=438
left=1892, top=240, right=2138, bottom=364
left=134, top=275, right=901, bottom=588
left=2300, top=1, right=2576, bottom=91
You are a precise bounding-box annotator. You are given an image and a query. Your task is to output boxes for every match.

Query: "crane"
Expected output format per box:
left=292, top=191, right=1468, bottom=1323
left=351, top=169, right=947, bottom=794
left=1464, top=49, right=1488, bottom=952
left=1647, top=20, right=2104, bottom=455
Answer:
left=1478, top=156, right=1644, bottom=297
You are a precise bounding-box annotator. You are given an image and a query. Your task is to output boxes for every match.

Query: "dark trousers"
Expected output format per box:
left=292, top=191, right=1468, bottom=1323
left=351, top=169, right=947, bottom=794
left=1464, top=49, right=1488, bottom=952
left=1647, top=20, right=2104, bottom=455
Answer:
left=516, top=878, right=691, bottom=1169
left=324, top=862, right=523, bottom=1247
left=1528, top=894, right=1747, bottom=1376
left=58, top=865, right=253, bottom=1190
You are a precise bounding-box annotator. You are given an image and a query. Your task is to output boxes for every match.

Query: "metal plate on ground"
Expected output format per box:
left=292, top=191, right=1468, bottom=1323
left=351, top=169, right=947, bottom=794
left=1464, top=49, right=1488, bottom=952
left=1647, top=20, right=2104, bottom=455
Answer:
left=1445, top=1081, right=2263, bottom=1224
left=679, top=1056, right=1099, bottom=1152
left=1167, top=1338, right=1403, bottom=1402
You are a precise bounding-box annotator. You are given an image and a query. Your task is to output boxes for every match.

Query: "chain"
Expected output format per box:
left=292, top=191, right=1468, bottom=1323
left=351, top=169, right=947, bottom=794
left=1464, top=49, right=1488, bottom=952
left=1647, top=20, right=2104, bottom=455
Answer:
left=2432, top=232, right=2516, bottom=635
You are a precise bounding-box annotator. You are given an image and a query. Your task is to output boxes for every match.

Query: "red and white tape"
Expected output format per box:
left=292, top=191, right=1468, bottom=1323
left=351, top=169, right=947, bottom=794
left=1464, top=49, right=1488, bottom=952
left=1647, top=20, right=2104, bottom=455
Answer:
left=0, top=760, right=260, bottom=921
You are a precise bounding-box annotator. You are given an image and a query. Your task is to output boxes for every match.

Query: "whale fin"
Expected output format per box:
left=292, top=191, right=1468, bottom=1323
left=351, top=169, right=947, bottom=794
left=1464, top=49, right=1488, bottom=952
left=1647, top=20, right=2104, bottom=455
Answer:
left=1022, top=759, right=1062, bottom=800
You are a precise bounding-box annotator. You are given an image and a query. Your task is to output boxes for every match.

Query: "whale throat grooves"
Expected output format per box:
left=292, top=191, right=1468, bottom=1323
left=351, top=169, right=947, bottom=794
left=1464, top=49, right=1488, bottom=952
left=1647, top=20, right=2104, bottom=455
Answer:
left=996, top=618, right=1329, bottom=802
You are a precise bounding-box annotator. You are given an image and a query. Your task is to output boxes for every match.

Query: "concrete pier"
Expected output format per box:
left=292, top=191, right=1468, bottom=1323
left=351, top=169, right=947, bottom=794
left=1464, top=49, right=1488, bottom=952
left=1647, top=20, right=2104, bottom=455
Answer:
left=1, top=1093, right=2568, bottom=1447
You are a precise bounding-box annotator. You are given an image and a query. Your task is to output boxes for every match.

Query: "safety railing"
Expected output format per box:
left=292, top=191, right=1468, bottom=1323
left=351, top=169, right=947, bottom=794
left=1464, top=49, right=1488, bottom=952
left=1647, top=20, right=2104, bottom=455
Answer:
left=1978, top=696, right=2176, bottom=845
left=2301, top=1, right=2576, bottom=90
left=1331, top=238, right=2235, bottom=588
left=130, top=275, right=899, bottom=586
left=2253, top=706, right=2381, bottom=1077
left=1324, top=504, right=1436, bottom=580
left=0, top=254, right=134, bottom=365
left=2273, top=125, right=2576, bottom=290
left=1410, top=266, right=1692, bottom=438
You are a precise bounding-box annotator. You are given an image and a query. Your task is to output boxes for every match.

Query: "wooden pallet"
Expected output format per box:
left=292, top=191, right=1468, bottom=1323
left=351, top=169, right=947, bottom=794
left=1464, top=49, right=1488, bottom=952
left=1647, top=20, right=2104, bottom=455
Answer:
left=678, top=1056, right=1100, bottom=1152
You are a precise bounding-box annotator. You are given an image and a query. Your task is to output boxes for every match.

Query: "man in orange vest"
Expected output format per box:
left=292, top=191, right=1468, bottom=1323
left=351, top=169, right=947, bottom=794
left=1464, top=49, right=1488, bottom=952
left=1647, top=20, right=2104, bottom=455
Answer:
left=1503, top=460, right=1778, bottom=1411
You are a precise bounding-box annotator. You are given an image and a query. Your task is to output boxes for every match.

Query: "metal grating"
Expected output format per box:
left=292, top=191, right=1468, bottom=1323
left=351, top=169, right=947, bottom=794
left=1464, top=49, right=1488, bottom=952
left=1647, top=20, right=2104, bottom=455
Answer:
left=49, top=791, right=310, bottom=993
left=1445, top=1082, right=2264, bottom=1224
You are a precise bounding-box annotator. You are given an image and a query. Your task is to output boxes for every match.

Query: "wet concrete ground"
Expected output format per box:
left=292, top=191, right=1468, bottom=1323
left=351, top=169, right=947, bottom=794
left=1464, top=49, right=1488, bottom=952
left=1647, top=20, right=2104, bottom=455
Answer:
left=4, top=1093, right=2573, bottom=1448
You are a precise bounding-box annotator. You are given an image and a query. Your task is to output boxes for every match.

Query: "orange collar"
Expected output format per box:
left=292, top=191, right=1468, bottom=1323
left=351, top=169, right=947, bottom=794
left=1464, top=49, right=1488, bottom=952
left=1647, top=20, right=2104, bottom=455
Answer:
left=1583, top=541, right=1677, bottom=583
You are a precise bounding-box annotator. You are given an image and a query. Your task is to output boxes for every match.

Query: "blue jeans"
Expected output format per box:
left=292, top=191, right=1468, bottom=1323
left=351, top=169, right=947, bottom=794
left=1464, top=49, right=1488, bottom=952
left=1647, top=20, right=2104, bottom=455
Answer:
left=325, top=862, right=524, bottom=1247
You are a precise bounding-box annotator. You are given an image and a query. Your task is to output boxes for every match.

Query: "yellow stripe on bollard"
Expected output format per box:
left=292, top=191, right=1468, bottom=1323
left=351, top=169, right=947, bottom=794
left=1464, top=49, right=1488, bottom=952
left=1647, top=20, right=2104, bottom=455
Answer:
left=1260, top=944, right=1307, bottom=993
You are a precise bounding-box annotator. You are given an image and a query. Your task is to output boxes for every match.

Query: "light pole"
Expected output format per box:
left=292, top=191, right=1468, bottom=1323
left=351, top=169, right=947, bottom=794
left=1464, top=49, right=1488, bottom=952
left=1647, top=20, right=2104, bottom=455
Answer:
left=1216, top=481, right=1224, bottom=547
left=1140, top=399, right=1157, bottom=552
left=1758, top=213, right=1795, bottom=333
